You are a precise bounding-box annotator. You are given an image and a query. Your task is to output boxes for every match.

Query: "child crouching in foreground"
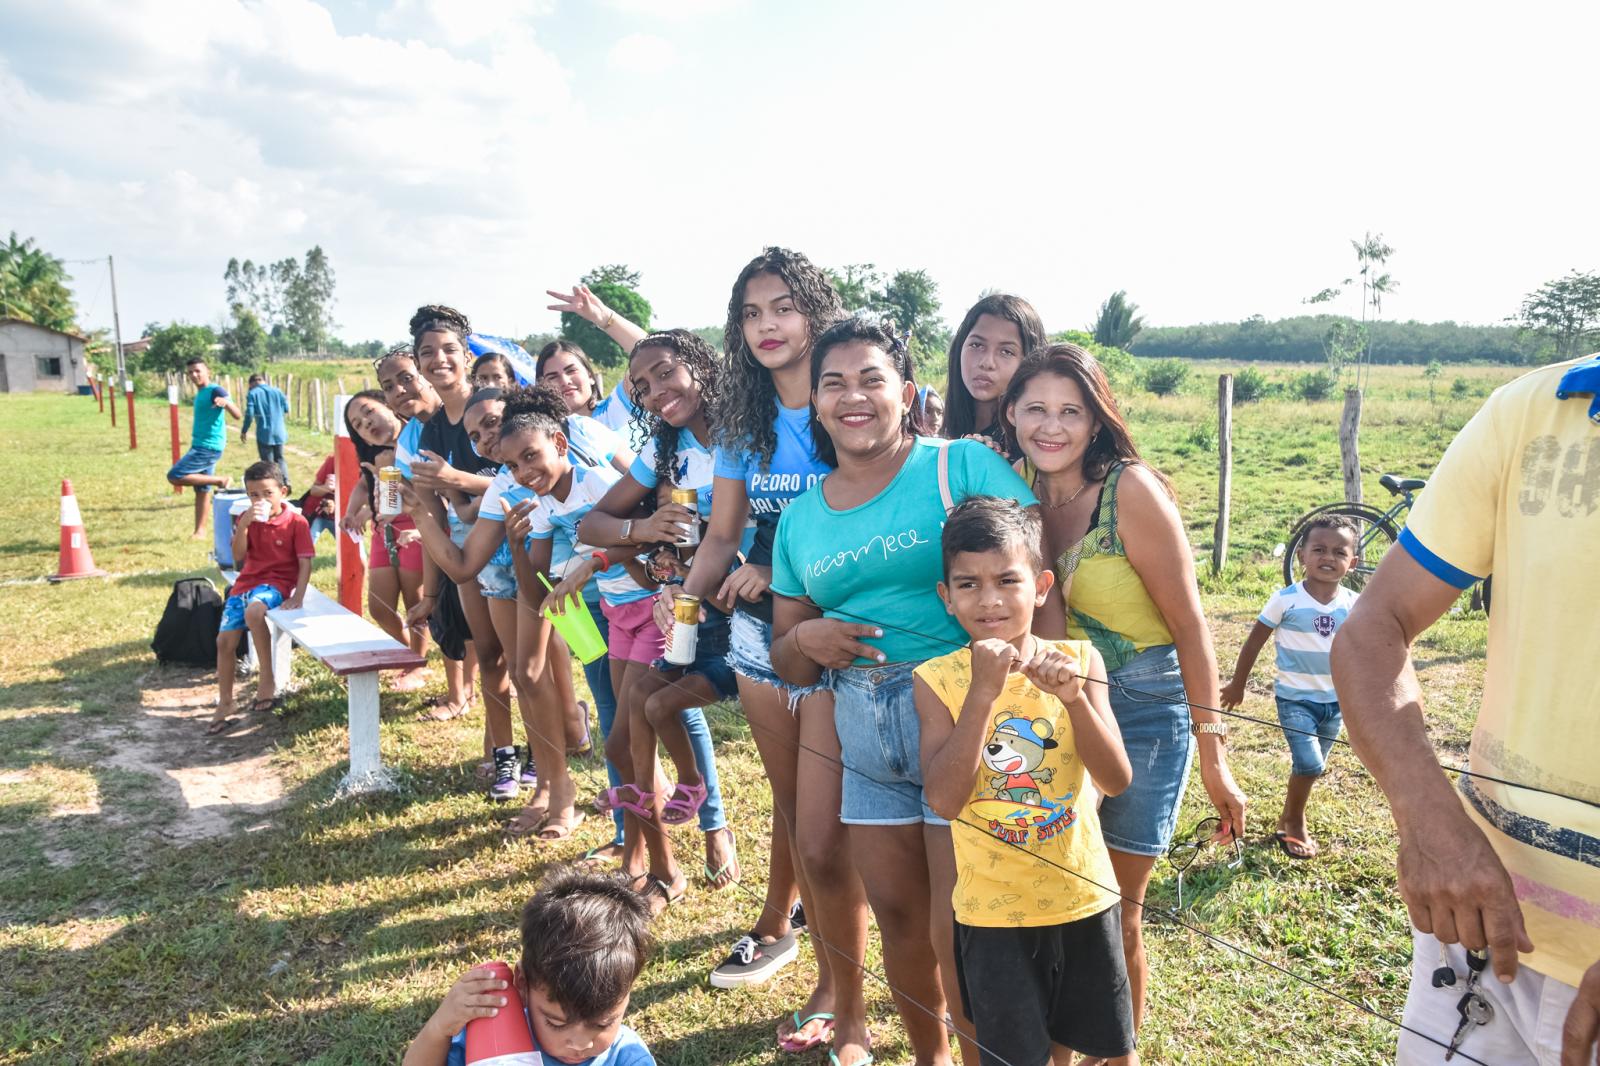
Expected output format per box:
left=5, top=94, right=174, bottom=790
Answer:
left=915, top=497, right=1138, bottom=1066
left=405, top=869, right=656, bottom=1066
left=211, top=460, right=312, bottom=735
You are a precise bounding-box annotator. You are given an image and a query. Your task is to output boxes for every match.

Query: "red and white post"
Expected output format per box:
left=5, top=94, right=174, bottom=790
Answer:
left=332, top=394, right=365, bottom=614
left=168, top=382, right=182, bottom=493
left=125, top=377, right=137, bottom=450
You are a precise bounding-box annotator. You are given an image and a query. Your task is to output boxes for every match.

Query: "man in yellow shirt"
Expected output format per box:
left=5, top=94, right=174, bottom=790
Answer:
left=1333, top=354, right=1600, bottom=1065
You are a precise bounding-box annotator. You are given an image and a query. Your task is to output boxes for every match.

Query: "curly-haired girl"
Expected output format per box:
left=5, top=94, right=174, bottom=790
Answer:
left=571, top=329, right=739, bottom=909
left=671, top=248, right=864, bottom=1039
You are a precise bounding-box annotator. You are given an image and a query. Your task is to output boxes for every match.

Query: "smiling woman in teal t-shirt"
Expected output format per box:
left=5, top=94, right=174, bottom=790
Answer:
left=768, top=316, right=1036, bottom=1066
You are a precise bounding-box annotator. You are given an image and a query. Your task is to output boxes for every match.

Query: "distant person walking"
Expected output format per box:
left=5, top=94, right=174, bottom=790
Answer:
left=241, top=373, right=290, bottom=487
left=167, top=356, right=240, bottom=539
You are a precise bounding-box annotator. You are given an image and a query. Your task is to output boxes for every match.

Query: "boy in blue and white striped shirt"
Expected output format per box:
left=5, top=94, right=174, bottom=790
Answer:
left=1221, top=514, right=1359, bottom=859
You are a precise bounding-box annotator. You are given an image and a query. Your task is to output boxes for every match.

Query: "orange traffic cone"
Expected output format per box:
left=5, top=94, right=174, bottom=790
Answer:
left=48, top=480, right=108, bottom=582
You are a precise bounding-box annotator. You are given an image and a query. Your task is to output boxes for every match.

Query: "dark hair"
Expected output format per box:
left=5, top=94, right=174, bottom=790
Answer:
left=940, top=496, right=1045, bottom=580
left=718, top=247, right=844, bottom=466
left=373, top=343, right=418, bottom=374
left=629, top=329, right=721, bottom=488
left=248, top=373, right=264, bottom=386
left=519, top=869, right=652, bottom=1022
left=912, top=384, right=943, bottom=436
left=184, top=356, right=207, bottom=368
left=499, top=383, right=569, bottom=446
left=943, top=294, right=1047, bottom=441
left=1002, top=343, right=1168, bottom=493
left=465, top=387, right=504, bottom=413
left=242, top=460, right=284, bottom=487
left=1304, top=513, right=1360, bottom=541
left=537, top=339, right=603, bottom=414
left=409, top=304, right=471, bottom=347
left=471, top=351, right=515, bottom=383
left=342, top=389, right=392, bottom=494
left=807, top=315, right=917, bottom=468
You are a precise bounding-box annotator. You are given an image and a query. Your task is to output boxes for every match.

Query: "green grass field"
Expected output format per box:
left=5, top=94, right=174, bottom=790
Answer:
left=0, top=361, right=1514, bottom=1064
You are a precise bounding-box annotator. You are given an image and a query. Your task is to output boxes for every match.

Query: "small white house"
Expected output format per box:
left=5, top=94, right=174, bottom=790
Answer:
left=0, top=318, right=91, bottom=394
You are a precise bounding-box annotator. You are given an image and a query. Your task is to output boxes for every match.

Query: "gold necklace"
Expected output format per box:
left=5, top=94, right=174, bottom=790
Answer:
left=1040, top=477, right=1092, bottom=509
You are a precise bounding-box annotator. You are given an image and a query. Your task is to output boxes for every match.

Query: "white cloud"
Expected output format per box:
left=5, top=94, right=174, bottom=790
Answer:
left=603, top=0, right=742, bottom=18
left=606, top=32, right=678, bottom=74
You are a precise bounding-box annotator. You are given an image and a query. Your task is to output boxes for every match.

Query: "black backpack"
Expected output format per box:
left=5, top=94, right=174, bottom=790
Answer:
left=151, top=578, right=226, bottom=665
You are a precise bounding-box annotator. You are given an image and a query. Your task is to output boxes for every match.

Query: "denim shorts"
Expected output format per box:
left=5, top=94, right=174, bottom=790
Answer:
left=831, top=661, right=947, bottom=827
left=653, top=609, right=737, bottom=699
left=168, top=446, right=223, bottom=480
left=1097, top=644, right=1193, bottom=856
left=1276, top=696, right=1342, bottom=776
left=477, top=559, right=518, bottom=600
left=727, top=610, right=829, bottom=708
left=220, top=583, right=284, bottom=632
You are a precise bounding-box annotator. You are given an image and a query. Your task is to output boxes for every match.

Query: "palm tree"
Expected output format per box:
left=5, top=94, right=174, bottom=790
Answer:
left=1092, top=291, right=1144, bottom=349
left=0, top=232, right=77, bottom=333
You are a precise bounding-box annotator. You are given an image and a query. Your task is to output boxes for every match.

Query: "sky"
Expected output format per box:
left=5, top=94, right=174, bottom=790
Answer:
left=3, top=0, right=1597, bottom=345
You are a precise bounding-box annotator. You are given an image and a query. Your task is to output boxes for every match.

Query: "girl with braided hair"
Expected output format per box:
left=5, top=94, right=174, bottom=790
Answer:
left=572, top=329, right=742, bottom=912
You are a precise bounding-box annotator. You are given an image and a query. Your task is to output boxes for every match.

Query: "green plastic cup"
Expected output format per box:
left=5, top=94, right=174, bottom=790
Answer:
left=538, top=574, right=608, bottom=664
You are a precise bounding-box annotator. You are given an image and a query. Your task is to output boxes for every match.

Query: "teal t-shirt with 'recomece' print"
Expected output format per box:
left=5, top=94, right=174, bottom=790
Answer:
left=770, top=437, right=1037, bottom=665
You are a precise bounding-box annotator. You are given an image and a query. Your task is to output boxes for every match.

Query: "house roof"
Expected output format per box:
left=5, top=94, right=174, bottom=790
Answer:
left=0, top=317, right=90, bottom=341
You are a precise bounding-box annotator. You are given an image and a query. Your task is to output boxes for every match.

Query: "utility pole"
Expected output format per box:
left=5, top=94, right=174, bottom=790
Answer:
left=108, top=256, right=126, bottom=384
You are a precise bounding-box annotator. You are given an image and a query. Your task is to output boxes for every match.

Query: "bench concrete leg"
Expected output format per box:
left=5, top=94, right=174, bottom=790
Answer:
left=335, top=670, right=397, bottom=796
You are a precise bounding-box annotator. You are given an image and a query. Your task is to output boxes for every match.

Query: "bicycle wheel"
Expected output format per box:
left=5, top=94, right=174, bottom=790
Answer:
left=1282, top=502, right=1400, bottom=592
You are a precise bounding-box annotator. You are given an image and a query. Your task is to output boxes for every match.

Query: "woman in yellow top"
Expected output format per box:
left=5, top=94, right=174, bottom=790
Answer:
left=1003, top=342, right=1247, bottom=1039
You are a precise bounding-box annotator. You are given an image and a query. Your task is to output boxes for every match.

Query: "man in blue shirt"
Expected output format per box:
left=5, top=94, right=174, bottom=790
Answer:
left=166, top=357, right=241, bottom=539
left=241, top=373, right=290, bottom=486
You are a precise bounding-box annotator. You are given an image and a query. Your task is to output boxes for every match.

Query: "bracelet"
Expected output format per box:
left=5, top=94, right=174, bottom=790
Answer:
left=792, top=621, right=811, bottom=663
left=600, top=309, right=616, bottom=330
left=591, top=549, right=611, bottom=571
left=421, top=589, right=438, bottom=599
left=1191, top=721, right=1228, bottom=740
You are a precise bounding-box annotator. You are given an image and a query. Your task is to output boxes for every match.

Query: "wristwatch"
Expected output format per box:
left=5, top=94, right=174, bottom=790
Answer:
left=621, top=519, right=634, bottom=544
left=1191, top=722, right=1228, bottom=741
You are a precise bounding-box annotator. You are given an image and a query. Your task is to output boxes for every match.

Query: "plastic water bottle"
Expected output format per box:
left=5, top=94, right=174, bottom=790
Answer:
left=464, top=961, right=541, bottom=1065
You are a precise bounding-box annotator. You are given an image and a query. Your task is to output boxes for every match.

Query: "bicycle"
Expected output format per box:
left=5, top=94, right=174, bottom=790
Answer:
left=1281, top=473, right=1491, bottom=610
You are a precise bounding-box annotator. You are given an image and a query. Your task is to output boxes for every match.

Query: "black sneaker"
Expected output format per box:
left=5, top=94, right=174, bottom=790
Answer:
left=708, top=930, right=799, bottom=989
left=488, top=745, right=520, bottom=801
left=789, top=899, right=807, bottom=934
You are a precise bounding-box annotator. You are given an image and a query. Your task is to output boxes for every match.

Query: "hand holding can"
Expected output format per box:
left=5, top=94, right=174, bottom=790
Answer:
left=665, top=593, right=701, bottom=666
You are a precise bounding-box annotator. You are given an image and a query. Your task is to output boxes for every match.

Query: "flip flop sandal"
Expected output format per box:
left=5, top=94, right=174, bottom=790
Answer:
left=251, top=696, right=285, bottom=714
left=642, top=874, right=685, bottom=910
left=536, top=811, right=586, bottom=842
left=504, top=805, right=551, bottom=838
left=595, top=784, right=656, bottom=820
left=568, top=701, right=593, bottom=757
left=702, top=828, right=739, bottom=888
left=660, top=781, right=708, bottom=826
left=417, top=701, right=472, bottom=723
left=205, top=714, right=241, bottom=735
left=579, top=842, right=624, bottom=867
left=828, top=1051, right=872, bottom=1066
left=1274, top=831, right=1319, bottom=860
left=778, top=1012, right=835, bottom=1053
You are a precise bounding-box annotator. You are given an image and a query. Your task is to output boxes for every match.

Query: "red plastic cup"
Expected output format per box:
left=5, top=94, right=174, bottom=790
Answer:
left=463, top=961, right=539, bottom=1065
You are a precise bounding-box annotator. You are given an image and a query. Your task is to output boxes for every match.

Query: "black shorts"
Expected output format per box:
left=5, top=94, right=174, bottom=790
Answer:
left=427, top=581, right=470, bottom=662
left=954, top=904, right=1135, bottom=1066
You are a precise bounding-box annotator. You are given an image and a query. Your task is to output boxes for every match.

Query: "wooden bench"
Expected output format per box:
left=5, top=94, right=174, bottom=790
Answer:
left=222, top=573, right=424, bottom=795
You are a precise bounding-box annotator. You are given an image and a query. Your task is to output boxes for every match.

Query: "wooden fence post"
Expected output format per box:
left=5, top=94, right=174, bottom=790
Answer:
left=1340, top=387, right=1363, bottom=504
left=1213, top=374, right=1233, bottom=576
left=315, top=380, right=326, bottom=435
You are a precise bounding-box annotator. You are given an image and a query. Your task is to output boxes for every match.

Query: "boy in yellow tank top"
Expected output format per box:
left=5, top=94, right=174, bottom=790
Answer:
left=915, top=497, right=1138, bottom=1066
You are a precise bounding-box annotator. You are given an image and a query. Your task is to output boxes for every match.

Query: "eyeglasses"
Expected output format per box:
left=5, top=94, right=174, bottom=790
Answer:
left=1164, top=816, right=1244, bottom=911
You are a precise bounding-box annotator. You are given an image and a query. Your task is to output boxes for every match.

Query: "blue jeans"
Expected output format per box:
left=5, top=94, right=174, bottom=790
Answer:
left=1276, top=696, right=1342, bottom=776
left=587, top=602, right=726, bottom=843
left=1097, top=644, right=1193, bottom=857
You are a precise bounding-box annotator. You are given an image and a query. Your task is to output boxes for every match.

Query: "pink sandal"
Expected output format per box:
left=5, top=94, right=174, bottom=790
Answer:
left=595, top=784, right=655, bottom=819
left=660, top=781, right=708, bottom=826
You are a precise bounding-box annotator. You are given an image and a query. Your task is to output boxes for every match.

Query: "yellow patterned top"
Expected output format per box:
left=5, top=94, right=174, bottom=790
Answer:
left=914, top=640, right=1118, bottom=927
left=1022, top=460, right=1173, bottom=671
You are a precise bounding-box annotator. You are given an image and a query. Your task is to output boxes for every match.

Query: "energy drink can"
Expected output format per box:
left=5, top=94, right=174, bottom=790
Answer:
left=670, top=486, right=699, bottom=546
left=665, top=593, right=700, bottom=666
left=377, top=466, right=403, bottom=517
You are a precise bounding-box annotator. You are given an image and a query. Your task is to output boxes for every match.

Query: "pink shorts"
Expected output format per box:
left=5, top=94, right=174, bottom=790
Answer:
left=371, top=515, right=424, bottom=571
left=601, top=597, right=665, bottom=665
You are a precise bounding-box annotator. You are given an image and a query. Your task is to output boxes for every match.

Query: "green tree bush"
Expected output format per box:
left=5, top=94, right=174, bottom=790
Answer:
left=0, top=232, right=77, bottom=333
left=1143, top=358, right=1190, bottom=396
left=1293, top=370, right=1337, bottom=401
left=1092, top=290, right=1144, bottom=349
left=1232, top=366, right=1269, bottom=402
left=561, top=265, right=651, bottom=368
left=142, top=323, right=218, bottom=373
